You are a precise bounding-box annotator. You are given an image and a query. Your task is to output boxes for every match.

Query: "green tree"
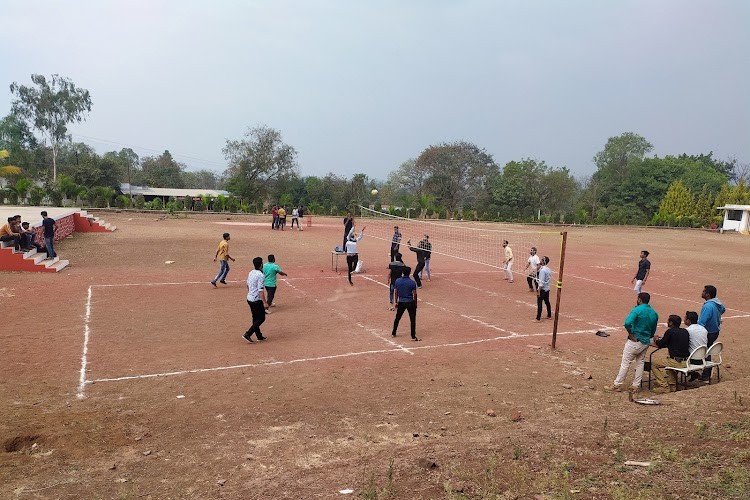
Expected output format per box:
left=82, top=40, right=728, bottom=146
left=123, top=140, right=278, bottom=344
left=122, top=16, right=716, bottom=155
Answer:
left=654, top=180, right=694, bottom=226
left=10, top=74, right=92, bottom=183
left=693, top=186, right=715, bottom=227
left=0, top=114, right=39, bottom=177
left=222, top=125, right=298, bottom=201
left=416, top=141, right=499, bottom=217
left=0, top=149, right=23, bottom=178
left=141, top=151, right=185, bottom=188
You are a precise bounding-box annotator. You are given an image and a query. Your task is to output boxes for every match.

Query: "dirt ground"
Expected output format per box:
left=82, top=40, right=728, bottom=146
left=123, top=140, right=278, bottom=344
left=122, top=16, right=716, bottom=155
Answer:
left=1, top=211, right=749, bottom=499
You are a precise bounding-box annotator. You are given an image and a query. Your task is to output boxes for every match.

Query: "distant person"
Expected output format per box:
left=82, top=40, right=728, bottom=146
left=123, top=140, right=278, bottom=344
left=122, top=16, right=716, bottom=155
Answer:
left=419, top=235, right=432, bottom=281
left=41, top=211, right=57, bottom=259
left=345, top=226, right=365, bottom=285
left=277, top=205, right=287, bottom=230
left=698, top=285, right=725, bottom=382
left=0, top=216, right=23, bottom=251
left=343, top=212, right=353, bottom=249
left=390, top=226, right=402, bottom=262
left=406, top=239, right=426, bottom=288
left=290, top=207, right=300, bottom=229
left=387, top=252, right=405, bottom=310
left=391, top=267, right=420, bottom=341
left=502, top=240, right=513, bottom=283
left=632, top=250, right=651, bottom=294
left=210, top=232, right=235, bottom=287
left=263, top=254, right=288, bottom=312
left=605, top=292, right=658, bottom=393
left=535, top=256, right=552, bottom=321
left=271, top=205, right=278, bottom=230
left=243, top=256, right=267, bottom=343
left=524, top=247, right=540, bottom=292
left=651, top=314, right=691, bottom=393
left=297, top=206, right=305, bottom=231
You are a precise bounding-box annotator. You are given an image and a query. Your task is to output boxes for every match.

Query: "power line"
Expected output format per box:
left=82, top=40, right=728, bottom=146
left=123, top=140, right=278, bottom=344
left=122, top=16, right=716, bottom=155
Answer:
left=69, top=132, right=227, bottom=171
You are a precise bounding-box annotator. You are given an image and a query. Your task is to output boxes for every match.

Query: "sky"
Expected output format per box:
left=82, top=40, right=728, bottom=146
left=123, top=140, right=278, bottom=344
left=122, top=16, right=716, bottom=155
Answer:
left=1, top=0, right=748, bottom=181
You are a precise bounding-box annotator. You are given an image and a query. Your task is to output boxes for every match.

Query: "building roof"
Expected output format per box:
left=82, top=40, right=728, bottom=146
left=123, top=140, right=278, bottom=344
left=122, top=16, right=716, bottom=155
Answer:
left=716, top=204, right=750, bottom=210
left=121, top=184, right=229, bottom=198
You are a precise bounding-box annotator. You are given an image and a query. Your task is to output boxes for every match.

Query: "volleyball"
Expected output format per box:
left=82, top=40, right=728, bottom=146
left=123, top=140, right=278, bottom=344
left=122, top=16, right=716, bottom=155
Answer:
left=371, top=189, right=378, bottom=195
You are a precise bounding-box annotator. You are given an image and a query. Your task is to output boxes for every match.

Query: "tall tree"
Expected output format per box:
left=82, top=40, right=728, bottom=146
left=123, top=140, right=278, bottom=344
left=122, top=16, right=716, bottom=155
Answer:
left=10, top=74, right=92, bottom=182
left=222, top=125, right=298, bottom=201
left=416, top=141, right=498, bottom=216
left=141, top=151, right=185, bottom=188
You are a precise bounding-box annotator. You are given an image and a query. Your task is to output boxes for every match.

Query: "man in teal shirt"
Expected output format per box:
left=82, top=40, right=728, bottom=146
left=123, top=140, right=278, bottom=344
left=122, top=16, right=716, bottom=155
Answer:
left=605, top=292, right=659, bottom=393
left=262, top=254, right=287, bottom=313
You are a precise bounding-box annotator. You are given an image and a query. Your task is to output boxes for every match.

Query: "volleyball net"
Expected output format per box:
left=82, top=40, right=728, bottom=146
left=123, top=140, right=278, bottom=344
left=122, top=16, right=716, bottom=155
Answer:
left=357, top=206, right=561, bottom=270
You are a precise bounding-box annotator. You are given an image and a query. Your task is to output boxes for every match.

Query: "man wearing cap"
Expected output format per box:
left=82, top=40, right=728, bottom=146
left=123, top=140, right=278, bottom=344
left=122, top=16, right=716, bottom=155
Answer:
left=390, top=226, right=402, bottom=262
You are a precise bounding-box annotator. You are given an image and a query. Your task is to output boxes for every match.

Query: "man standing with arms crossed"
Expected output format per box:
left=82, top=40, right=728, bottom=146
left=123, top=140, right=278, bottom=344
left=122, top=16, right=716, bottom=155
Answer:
left=605, top=292, right=658, bottom=393
left=211, top=232, right=235, bottom=287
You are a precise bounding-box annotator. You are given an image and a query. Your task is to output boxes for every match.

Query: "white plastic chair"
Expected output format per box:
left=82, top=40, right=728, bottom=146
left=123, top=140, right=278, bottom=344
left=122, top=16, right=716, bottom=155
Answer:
left=665, top=345, right=707, bottom=390
left=703, top=342, right=723, bottom=384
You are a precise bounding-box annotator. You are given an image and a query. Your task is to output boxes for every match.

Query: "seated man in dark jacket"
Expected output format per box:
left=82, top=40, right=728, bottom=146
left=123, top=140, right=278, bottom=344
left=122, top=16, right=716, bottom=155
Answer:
left=651, top=314, right=691, bottom=392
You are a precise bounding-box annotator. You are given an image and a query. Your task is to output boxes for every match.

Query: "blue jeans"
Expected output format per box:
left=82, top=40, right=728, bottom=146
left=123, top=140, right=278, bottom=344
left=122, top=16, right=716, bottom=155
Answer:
left=213, top=259, right=229, bottom=283
left=389, top=283, right=397, bottom=304
left=44, top=236, right=56, bottom=258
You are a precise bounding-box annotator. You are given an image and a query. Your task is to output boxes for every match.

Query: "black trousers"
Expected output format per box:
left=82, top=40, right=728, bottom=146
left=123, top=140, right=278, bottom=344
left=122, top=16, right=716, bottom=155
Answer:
left=346, top=254, right=358, bottom=283
left=413, top=262, right=425, bottom=287
left=1, top=234, right=22, bottom=250
left=536, top=289, right=551, bottom=320
left=527, top=271, right=538, bottom=290
left=702, top=331, right=719, bottom=380
left=392, top=301, right=417, bottom=338
left=390, top=247, right=399, bottom=262
left=266, top=286, right=277, bottom=307
left=291, top=217, right=299, bottom=228
left=246, top=299, right=266, bottom=339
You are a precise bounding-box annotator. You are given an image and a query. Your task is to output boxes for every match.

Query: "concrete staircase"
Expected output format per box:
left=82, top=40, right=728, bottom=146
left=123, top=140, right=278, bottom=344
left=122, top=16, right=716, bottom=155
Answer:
left=76, top=210, right=117, bottom=232
left=0, top=241, right=70, bottom=272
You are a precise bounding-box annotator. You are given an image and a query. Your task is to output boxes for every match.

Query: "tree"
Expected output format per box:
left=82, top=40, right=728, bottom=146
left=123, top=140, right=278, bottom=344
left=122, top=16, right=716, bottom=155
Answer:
left=694, top=186, right=715, bottom=227
left=653, top=180, right=694, bottom=226
left=416, top=141, right=499, bottom=217
left=10, top=74, right=92, bottom=183
left=222, top=125, right=298, bottom=201
left=140, top=151, right=185, bottom=188
left=0, top=149, right=23, bottom=180
left=0, top=114, right=39, bottom=177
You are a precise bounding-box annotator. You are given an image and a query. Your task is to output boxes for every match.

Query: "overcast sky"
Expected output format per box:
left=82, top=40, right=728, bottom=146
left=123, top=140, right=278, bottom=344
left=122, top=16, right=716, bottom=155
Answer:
left=1, top=0, right=748, bottom=181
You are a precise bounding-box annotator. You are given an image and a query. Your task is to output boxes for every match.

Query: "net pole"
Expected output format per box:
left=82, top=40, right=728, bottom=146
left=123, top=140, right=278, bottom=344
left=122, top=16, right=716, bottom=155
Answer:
left=551, top=231, right=568, bottom=349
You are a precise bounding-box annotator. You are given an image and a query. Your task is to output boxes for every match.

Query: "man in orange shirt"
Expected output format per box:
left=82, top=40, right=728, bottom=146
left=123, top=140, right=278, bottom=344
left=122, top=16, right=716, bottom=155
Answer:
left=0, top=216, right=23, bottom=251
left=211, top=233, right=235, bottom=287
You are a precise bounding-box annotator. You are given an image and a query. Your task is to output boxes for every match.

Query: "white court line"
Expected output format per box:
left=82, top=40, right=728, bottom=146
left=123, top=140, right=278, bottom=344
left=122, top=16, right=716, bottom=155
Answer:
left=76, top=286, right=93, bottom=400
left=564, top=272, right=750, bottom=315
left=85, top=329, right=589, bottom=385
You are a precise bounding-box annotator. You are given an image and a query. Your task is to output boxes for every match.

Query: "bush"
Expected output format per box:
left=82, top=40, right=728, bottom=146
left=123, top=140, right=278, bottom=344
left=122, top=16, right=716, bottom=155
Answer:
left=49, top=189, right=63, bottom=206
left=151, top=198, right=163, bottom=210
left=115, top=195, right=130, bottom=208
left=194, top=200, right=205, bottom=211
left=183, top=196, right=193, bottom=210
left=29, top=186, right=45, bottom=206
left=225, top=196, right=240, bottom=213
left=166, top=199, right=183, bottom=213
left=134, top=195, right=146, bottom=209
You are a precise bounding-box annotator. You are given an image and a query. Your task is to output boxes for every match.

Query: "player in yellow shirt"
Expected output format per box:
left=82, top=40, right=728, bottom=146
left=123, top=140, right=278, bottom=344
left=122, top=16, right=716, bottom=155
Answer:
left=211, top=233, right=235, bottom=287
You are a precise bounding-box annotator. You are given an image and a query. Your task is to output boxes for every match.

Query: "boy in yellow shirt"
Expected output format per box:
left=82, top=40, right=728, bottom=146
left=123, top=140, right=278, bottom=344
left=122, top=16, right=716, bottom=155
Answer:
left=211, top=233, right=235, bottom=287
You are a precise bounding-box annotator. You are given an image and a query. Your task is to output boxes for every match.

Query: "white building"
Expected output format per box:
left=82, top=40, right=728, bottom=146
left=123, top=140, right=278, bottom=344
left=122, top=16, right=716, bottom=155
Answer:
left=717, top=204, right=750, bottom=234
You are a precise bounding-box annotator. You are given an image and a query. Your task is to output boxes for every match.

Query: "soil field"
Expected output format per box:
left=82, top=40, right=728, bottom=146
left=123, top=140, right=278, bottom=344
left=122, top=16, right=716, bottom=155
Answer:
left=1, top=211, right=749, bottom=499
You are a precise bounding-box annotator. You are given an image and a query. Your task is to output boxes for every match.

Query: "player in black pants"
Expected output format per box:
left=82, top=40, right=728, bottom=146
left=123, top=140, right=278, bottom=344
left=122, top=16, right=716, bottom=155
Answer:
left=407, top=240, right=426, bottom=288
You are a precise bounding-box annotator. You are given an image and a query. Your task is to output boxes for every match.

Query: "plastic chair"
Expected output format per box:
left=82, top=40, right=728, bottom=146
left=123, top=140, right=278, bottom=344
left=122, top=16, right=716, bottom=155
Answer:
left=665, top=345, right=707, bottom=390
left=703, top=342, right=723, bottom=384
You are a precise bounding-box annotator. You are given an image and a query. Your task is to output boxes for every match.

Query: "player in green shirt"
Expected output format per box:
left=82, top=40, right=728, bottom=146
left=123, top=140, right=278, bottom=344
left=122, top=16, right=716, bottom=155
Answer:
left=262, top=254, right=287, bottom=313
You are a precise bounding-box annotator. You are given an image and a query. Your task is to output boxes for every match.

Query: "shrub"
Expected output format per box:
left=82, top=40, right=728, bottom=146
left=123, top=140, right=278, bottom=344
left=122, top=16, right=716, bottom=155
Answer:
left=194, top=200, right=205, bottom=211
left=134, top=195, right=145, bottom=209
left=183, top=196, right=193, bottom=210
left=151, top=198, right=163, bottom=210
left=49, top=189, right=63, bottom=206
left=225, top=196, right=240, bottom=213
left=29, top=186, right=45, bottom=206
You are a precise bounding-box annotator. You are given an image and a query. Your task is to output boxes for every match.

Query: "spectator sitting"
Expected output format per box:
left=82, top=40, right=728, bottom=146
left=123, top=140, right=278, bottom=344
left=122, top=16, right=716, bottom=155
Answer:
left=651, top=314, right=691, bottom=393
left=0, top=216, right=24, bottom=251
left=20, top=222, right=44, bottom=252
left=684, top=310, right=708, bottom=381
